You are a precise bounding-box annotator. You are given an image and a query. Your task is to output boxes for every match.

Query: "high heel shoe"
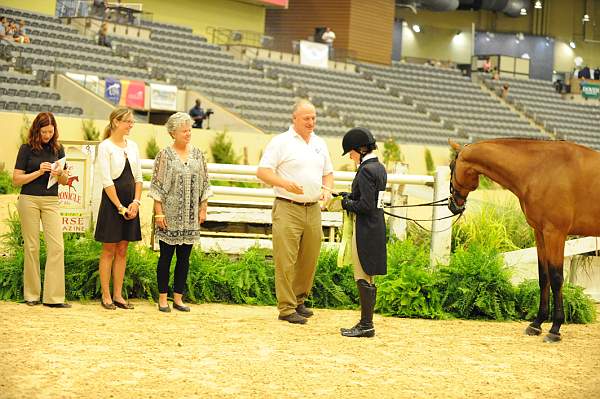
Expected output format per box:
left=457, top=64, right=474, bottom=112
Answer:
left=158, top=304, right=171, bottom=313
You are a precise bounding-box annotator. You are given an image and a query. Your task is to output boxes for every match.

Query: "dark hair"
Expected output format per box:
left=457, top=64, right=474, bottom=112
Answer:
left=28, top=112, right=60, bottom=154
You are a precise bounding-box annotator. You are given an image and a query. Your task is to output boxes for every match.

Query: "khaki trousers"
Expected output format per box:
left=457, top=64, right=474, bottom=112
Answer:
left=351, top=220, right=372, bottom=284
left=272, top=199, right=322, bottom=316
left=17, top=195, right=65, bottom=304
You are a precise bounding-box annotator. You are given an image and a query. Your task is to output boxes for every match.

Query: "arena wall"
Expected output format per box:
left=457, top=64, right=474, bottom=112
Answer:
left=0, top=0, right=55, bottom=16
left=139, top=0, right=266, bottom=38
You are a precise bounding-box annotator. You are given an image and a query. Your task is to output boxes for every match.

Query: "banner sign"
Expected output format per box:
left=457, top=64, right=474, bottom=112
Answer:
left=125, top=80, right=146, bottom=109
left=58, top=144, right=96, bottom=233
left=84, top=75, right=100, bottom=96
left=66, top=72, right=86, bottom=86
left=581, top=82, right=600, bottom=99
left=299, top=40, right=329, bottom=69
left=150, top=83, right=177, bottom=111
left=104, top=77, right=122, bottom=104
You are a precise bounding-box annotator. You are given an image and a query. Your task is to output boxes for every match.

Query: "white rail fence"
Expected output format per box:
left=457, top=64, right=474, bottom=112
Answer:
left=140, top=160, right=453, bottom=263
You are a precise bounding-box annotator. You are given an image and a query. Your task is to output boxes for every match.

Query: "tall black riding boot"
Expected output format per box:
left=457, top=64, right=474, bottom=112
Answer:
left=341, top=279, right=376, bottom=338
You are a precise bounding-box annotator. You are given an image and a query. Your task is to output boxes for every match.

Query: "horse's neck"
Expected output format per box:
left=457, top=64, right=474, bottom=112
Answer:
left=465, top=142, right=534, bottom=195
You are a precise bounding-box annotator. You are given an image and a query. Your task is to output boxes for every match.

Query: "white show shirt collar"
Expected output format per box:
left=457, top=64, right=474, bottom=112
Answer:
left=361, top=153, right=377, bottom=164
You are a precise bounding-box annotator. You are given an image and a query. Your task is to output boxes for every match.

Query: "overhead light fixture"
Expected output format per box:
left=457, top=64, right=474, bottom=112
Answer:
left=569, top=41, right=576, bottom=49
left=412, top=24, right=421, bottom=33
left=534, top=1, right=542, bottom=9
left=582, top=14, right=590, bottom=22
left=520, top=8, right=527, bottom=16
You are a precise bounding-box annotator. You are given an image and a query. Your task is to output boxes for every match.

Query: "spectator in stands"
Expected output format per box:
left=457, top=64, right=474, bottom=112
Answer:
left=95, top=107, right=142, bottom=310
left=92, top=0, right=108, bottom=19
left=579, top=65, right=591, bottom=80
left=501, top=83, right=509, bottom=99
left=338, top=127, right=387, bottom=338
left=553, top=79, right=564, bottom=94
left=98, top=22, right=111, bottom=48
left=321, top=27, right=336, bottom=59
left=149, top=112, right=212, bottom=313
left=6, top=20, right=19, bottom=42
left=189, top=99, right=206, bottom=129
left=483, top=58, right=492, bottom=73
left=0, top=17, right=7, bottom=41
left=16, top=20, right=30, bottom=44
left=256, top=99, right=334, bottom=324
left=13, top=112, right=71, bottom=309
left=492, top=67, right=500, bottom=81
left=594, top=67, right=600, bottom=81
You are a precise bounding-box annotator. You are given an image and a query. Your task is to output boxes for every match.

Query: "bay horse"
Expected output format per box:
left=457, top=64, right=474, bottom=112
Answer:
left=448, top=138, right=600, bottom=342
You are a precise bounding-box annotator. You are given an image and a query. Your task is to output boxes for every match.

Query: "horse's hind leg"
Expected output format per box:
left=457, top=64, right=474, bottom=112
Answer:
left=525, top=231, right=549, bottom=336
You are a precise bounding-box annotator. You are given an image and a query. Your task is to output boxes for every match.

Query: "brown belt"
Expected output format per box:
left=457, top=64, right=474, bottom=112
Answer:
left=276, top=197, right=318, bottom=207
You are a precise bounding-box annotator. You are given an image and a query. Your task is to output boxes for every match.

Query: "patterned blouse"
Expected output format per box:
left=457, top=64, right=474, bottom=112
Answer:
left=149, top=146, right=212, bottom=245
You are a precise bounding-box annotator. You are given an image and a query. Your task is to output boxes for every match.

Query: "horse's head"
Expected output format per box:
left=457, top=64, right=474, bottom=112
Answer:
left=448, top=140, right=478, bottom=215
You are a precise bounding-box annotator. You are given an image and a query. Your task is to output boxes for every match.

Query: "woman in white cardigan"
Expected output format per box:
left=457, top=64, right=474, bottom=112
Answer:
left=94, top=107, right=142, bottom=310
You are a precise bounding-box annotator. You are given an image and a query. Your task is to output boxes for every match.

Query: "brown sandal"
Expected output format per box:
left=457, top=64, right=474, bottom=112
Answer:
left=101, top=301, right=116, bottom=310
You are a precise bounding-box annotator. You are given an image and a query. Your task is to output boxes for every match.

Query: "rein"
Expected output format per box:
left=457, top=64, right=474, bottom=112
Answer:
left=382, top=197, right=464, bottom=232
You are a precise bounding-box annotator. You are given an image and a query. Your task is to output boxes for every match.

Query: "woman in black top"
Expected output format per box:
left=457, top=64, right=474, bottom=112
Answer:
left=13, top=112, right=71, bottom=308
left=339, top=127, right=387, bottom=337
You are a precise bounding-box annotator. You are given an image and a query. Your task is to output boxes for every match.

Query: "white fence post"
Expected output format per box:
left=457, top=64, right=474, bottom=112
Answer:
left=430, top=166, right=452, bottom=268
left=389, top=163, right=408, bottom=240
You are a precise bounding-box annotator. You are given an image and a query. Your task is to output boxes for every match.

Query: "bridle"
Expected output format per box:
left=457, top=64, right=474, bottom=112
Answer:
left=448, top=158, right=467, bottom=215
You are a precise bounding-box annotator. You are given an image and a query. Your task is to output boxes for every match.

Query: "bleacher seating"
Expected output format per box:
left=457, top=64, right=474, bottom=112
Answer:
left=3, top=5, right=590, bottom=150
left=257, top=59, right=456, bottom=145
left=359, top=61, right=544, bottom=143
left=0, top=6, right=150, bottom=80
left=484, top=75, right=600, bottom=149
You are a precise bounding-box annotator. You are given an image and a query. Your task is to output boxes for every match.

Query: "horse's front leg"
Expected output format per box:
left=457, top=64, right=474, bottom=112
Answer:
left=525, top=258, right=550, bottom=336
left=545, top=264, right=565, bottom=343
left=526, top=231, right=549, bottom=336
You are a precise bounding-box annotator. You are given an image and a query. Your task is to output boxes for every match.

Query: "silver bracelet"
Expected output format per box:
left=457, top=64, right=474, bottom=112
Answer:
left=133, top=199, right=141, bottom=206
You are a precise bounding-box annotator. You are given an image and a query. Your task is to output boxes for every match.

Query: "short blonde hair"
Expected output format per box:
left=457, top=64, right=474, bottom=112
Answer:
left=165, top=112, right=192, bottom=136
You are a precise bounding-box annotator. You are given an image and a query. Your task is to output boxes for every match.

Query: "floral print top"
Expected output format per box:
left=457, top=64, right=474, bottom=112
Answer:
left=149, top=146, right=212, bottom=245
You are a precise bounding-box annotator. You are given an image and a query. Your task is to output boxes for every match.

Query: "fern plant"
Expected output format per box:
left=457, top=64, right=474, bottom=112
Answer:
left=439, top=244, right=517, bottom=320
left=146, top=137, right=160, bottom=159
left=81, top=119, right=100, bottom=141
left=515, top=279, right=597, bottom=324
left=376, top=239, right=445, bottom=319
left=19, top=113, right=31, bottom=146
left=309, top=249, right=357, bottom=309
left=210, top=130, right=240, bottom=164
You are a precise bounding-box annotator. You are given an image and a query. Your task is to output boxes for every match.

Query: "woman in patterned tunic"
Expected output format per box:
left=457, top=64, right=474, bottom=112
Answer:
left=149, top=112, right=212, bottom=312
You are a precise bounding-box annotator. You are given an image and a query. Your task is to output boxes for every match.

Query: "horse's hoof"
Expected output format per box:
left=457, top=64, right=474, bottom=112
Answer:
left=543, top=333, right=562, bottom=343
left=525, top=324, right=542, bottom=336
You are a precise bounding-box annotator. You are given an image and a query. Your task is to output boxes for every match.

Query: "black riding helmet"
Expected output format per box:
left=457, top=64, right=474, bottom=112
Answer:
left=342, top=127, right=376, bottom=155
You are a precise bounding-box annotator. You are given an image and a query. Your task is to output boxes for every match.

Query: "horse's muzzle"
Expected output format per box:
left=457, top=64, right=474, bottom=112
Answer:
left=448, top=197, right=465, bottom=215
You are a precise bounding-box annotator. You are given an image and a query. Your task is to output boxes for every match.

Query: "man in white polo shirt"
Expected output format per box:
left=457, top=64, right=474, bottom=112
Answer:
left=257, top=99, right=334, bottom=324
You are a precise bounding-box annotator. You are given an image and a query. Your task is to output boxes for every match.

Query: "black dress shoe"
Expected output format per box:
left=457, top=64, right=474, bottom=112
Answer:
left=278, top=312, right=307, bottom=324
left=296, top=304, right=314, bottom=318
left=43, top=303, right=72, bottom=308
left=114, top=300, right=134, bottom=309
left=25, top=300, right=41, bottom=306
left=172, top=302, right=190, bottom=312
left=158, top=304, right=171, bottom=313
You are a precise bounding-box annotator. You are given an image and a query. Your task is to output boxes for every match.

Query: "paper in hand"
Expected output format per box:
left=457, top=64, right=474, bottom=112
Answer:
left=47, top=157, right=66, bottom=189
